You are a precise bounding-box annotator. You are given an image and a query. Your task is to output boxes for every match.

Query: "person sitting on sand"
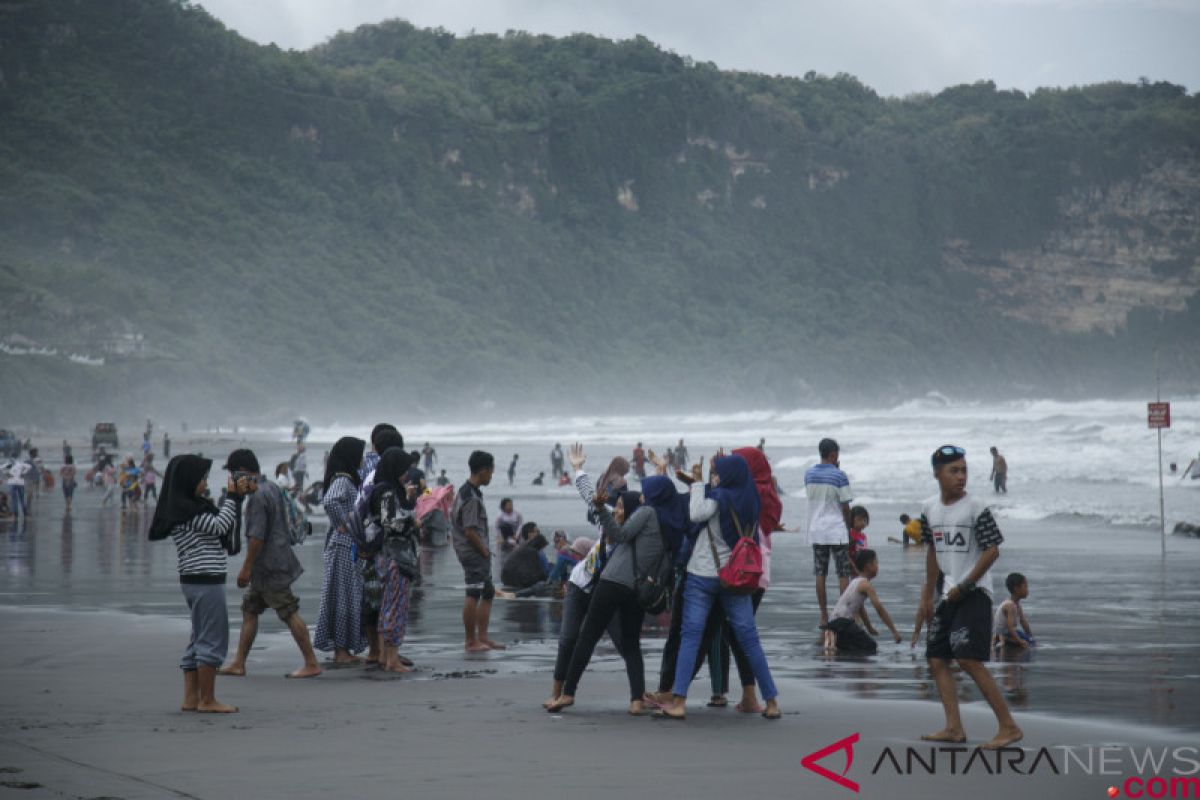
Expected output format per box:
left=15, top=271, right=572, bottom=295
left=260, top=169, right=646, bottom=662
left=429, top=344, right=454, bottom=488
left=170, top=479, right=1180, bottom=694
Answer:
left=452, top=451, right=503, bottom=652
left=532, top=471, right=545, bottom=486
left=823, top=549, right=901, bottom=654
left=495, top=497, right=523, bottom=551
left=150, top=454, right=255, bottom=713
left=219, top=449, right=322, bottom=680
left=500, top=526, right=553, bottom=598
left=992, top=572, right=1035, bottom=652
left=918, top=445, right=1022, bottom=749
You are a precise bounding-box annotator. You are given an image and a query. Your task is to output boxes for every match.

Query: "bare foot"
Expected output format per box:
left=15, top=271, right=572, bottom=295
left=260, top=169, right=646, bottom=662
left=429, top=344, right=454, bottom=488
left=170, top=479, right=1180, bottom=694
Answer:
left=180, top=702, right=198, bottom=712
left=217, top=665, right=246, bottom=677
left=382, top=661, right=411, bottom=674
left=921, top=728, right=967, bottom=743
left=542, top=695, right=560, bottom=710
left=648, top=691, right=673, bottom=707
left=546, top=696, right=575, bottom=713
left=332, top=654, right=362, bottom=665
left=465, top=641, right=490, bottom=652
left=197, top=700, right=239, bottom=713
left=981, top=726, right=1023, bottom=750
left=286, top=665, right=322, bottom=679
left=484, top=639, right=507, bottom=650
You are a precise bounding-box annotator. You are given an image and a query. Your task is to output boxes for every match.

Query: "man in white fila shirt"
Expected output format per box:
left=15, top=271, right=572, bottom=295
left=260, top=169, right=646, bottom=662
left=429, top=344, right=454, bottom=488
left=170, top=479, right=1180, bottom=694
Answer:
left=918, top=445, right=1022, bottom=750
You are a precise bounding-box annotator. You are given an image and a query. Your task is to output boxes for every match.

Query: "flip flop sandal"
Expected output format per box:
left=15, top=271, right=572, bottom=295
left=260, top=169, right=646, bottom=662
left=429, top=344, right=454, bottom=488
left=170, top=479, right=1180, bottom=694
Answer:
left=761, top=710, right=782, bottom=720
left=651, top=709, right=686, bottom=721
left=736, top=702, right=766, bottom=714
left=641, top=694, right=666, bottom=711
left=707, top=696, right=728, bottom=708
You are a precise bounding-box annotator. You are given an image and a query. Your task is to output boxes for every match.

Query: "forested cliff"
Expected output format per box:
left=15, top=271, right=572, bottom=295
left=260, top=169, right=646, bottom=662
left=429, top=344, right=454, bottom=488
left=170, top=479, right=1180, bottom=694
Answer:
left=1, top=0, right=1197, bottom=424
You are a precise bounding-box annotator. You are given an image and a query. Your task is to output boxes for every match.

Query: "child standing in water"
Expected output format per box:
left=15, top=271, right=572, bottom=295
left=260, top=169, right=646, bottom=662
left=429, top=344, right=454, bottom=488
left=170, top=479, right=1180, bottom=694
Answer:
left=918, top=445, right=1022, bottom=750
left=992, top=572, right=1034, bottom=651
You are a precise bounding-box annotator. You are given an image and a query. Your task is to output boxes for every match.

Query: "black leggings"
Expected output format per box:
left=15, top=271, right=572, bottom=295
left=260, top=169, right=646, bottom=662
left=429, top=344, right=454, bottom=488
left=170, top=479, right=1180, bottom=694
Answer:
left=554, top=583, right=624, bottom=682
left=658, top=573, right=723, bottom=693
left=562, top=581, right=644, bottom=700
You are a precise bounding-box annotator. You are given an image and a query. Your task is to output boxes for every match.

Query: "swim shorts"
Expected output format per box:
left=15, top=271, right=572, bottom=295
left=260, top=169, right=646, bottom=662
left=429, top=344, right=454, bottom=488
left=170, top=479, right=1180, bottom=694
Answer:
left=458, top=550, right=494, bottom=599
left=242, top=585, right=301, bottom=622
left=927, top=589, right=992, bottom=662
left=812, top=544, right=851, bottom=578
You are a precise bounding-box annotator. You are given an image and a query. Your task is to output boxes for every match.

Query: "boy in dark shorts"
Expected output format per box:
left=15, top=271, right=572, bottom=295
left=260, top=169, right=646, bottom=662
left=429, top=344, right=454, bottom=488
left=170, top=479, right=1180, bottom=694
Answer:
left=452, top=451, right=503, bottom=652
left=918, top=445, right=1022, bottom=750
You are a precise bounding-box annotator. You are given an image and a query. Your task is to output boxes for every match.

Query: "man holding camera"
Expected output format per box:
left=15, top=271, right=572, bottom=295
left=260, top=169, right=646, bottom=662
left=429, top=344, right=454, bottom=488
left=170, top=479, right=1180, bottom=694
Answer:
left=219, top=449, right=322, bottom=679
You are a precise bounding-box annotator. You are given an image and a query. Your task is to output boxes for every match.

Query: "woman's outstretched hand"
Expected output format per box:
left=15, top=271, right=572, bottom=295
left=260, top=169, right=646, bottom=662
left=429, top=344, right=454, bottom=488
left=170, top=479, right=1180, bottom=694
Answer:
left=648, top=449, right=668, bottom=475
left=569, top=442, right=586, bottom=471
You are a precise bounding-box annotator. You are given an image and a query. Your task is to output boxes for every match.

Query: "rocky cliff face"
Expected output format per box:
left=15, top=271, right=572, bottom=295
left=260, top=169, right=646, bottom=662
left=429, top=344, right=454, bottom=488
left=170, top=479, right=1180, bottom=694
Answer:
left=944, top=157, right=1200, bottom=334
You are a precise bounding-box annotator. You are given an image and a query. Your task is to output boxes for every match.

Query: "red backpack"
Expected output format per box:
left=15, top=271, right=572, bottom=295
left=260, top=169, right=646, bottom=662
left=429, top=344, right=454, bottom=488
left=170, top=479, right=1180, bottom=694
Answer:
left=707, top=510, right=763, bottom=594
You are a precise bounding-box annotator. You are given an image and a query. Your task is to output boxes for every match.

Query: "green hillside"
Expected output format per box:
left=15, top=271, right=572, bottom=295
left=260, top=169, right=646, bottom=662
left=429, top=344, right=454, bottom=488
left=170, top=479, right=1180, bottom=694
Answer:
left=1, top=0, right=1198, bottom=425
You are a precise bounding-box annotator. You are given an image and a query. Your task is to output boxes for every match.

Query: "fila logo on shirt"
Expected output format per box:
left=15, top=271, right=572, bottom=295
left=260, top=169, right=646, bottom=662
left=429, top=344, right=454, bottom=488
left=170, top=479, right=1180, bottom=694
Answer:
left=933, top=530, right=967, bottom=547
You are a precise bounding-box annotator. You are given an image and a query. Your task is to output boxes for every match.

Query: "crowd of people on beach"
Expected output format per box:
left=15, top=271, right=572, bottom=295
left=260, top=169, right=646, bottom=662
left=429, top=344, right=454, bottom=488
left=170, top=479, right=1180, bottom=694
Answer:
left=2, top=422, right=1030, bottom=747
left=137, top=422, right=1026, bottom=746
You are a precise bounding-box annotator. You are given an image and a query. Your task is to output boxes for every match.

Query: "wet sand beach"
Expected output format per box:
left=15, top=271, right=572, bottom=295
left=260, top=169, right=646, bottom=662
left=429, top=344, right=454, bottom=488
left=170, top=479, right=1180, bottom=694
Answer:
left=1, top=431, right=1198, bottom=798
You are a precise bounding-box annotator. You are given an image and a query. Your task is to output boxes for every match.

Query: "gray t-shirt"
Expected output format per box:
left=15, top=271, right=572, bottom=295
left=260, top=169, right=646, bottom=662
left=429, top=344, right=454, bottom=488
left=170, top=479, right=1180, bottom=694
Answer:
left=245, top=480, right=303, bottom=591
left=451, top=481, right=488, bottom=563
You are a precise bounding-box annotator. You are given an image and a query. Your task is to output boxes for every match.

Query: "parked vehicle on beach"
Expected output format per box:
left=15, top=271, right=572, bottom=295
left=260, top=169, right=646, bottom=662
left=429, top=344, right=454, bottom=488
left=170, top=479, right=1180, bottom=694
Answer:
left=0, top=429, right=19, bottom=458
left=92, top=423, right=119, bottom=456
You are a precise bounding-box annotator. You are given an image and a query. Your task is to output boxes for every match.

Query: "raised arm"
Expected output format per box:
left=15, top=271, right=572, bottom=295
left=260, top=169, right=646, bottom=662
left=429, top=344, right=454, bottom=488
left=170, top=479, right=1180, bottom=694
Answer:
left=688, top=482, right=718, bottom=524
left=190, top=495, right=240, bottom=538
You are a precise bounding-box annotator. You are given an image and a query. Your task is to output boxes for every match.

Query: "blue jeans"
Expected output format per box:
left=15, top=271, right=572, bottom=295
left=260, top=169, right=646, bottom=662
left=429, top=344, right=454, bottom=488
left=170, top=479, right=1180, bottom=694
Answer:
left=673, top=574, right=777, bottom=700
left=8, top=485, right=26, bottom=516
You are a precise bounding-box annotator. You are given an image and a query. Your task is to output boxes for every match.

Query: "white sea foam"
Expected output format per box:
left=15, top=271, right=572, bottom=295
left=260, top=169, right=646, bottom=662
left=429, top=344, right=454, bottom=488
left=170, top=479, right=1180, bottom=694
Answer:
left=243, top=396, right=1200, bottom=530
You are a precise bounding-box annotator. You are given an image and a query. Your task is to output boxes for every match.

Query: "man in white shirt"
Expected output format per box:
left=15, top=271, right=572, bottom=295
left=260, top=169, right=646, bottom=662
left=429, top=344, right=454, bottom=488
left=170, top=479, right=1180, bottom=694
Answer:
left=804, top=438, right=853, bottom=627
left=5, top=459, right=30, bottom=517
left=918, top=445, right=1022, bottom=750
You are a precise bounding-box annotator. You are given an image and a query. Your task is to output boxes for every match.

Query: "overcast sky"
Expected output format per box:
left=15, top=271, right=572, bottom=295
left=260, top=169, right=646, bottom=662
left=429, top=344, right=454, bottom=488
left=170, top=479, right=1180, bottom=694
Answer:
left=197, top=0, right=1199, bottom=97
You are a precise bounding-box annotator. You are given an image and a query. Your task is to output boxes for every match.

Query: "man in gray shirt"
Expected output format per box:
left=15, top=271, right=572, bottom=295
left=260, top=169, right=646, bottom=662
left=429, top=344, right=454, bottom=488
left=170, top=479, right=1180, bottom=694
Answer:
left=218, top=449, right=322, bottom=679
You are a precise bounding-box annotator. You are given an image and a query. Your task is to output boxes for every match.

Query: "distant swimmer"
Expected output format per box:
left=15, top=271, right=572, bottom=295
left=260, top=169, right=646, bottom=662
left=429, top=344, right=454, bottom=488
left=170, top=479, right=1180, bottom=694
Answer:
left=989, top=446, right=1008, bottom=494
left=889, top=513, right=923, bottom=545
left=507, top=454, right=518, bottom=486
left=632, top=442, right=646, bottom=479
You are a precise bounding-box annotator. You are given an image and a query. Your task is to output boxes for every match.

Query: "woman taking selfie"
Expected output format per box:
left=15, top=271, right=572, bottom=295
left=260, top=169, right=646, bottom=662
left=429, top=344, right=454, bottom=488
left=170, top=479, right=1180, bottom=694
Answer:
left=150, top=454, right=254, bottom=713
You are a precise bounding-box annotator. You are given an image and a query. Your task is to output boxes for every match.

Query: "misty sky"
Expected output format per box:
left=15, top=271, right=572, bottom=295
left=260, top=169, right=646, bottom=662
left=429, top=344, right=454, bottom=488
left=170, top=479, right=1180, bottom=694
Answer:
left=196, top=0, right=1199, bottom=97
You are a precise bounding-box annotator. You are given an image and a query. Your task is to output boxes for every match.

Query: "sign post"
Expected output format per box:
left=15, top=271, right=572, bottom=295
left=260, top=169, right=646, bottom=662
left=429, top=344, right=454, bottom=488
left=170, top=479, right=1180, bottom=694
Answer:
left=1148, top=401, right=1170, bottom=557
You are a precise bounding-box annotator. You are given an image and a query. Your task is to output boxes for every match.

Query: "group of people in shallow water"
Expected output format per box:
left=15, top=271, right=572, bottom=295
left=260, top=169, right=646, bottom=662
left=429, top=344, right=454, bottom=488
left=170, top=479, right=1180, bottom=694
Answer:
left=145, top=420, right=1027, bottom=748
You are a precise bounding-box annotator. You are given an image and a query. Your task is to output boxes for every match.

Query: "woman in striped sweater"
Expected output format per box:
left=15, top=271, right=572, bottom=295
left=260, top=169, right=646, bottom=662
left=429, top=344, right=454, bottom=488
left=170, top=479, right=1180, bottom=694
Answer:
left=150, top=454, right=254, bottom=714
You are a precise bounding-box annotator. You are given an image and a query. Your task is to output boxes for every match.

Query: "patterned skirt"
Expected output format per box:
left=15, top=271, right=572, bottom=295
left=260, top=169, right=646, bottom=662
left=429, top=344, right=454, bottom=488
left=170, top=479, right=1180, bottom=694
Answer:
left=376, top=553, right=412, bottom=648
left=314, top=533, right=367, bottom=654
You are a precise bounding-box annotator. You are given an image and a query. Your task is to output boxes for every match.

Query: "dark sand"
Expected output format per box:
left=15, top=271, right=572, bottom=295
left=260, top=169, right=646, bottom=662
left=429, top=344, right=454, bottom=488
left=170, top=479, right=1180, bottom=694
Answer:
left=0, top=606, right=1187, bottom=800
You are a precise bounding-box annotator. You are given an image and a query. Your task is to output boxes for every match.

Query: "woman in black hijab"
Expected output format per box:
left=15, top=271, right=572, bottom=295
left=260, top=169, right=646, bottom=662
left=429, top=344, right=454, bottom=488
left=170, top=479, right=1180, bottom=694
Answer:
left=314, top=437, right=368, bottom=664
left=151, top=454, right=254, bottom=713
left=365, top=447, right=419, bottom=673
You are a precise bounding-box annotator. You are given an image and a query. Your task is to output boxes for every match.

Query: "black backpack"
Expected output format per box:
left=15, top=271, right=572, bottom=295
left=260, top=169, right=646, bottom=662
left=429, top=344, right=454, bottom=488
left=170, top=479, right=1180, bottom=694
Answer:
left=629, top=523, right=674, bottom=614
